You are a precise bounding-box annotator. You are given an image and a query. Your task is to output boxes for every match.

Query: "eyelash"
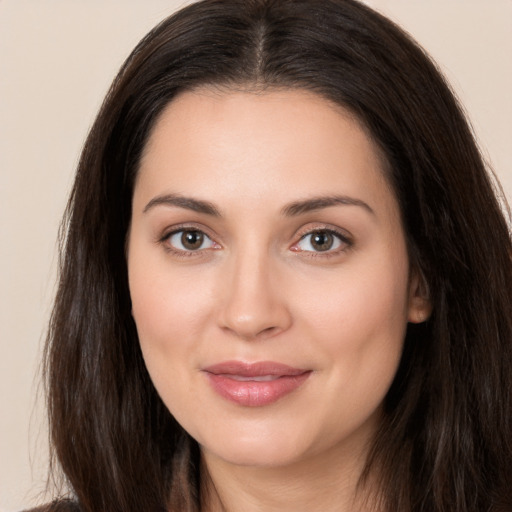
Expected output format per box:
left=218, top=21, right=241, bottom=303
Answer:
left=158, top=225, right=353, bottom=258
left=292, top=227, right=353, bottom=258
left=159, top=224, right=219, bottom=258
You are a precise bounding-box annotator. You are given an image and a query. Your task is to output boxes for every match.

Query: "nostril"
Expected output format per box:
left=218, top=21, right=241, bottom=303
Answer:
left=260, top=326, right=279, bottom=337
left=217, top=270, right=293, bottom=340
left=221, top=324, right=282, bottom=341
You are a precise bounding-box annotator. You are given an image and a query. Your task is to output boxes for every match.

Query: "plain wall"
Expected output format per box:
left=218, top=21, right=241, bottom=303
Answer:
left=0, top=1, right=510, bottom=510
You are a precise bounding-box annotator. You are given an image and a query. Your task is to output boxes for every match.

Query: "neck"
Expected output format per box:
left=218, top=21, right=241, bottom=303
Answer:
left=200, top=438, right=380, bottom=512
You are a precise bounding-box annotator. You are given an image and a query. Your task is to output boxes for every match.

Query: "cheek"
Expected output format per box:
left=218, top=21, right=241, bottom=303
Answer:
left=129, top=240, right=214, bottom=335
left=128, top=264, right=209, bottom=414
left=128, top=259, right=227, bottom=445
left=291, top=249, right=410, bottom=404
left=127, top=247, right=215, bottom=386
left=296, top=258, right=409, bottom=425
left=296, top=261, right=410, bottom=347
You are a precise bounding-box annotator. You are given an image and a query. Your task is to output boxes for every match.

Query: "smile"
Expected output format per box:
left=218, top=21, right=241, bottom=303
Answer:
left=223, top=374, right=281, bottom=382
left=203, top=361, right=312, bottom=407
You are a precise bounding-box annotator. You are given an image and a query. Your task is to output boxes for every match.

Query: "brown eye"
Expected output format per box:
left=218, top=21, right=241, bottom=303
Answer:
left=181, top=230, right=204, bottom=250
left=167, top=229, right=215, bottom=252
left=296, top=229, right=347, bottom=253
left=310, top=231, right=334, bottom=251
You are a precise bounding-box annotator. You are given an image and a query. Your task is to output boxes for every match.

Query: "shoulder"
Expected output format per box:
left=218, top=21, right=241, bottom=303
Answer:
left=22, top=500, right=81, bottom=512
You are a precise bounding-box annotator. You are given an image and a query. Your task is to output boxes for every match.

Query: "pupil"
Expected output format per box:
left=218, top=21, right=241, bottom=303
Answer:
left=312, top=232, right=333, bottom=251
left=182, top=231, right=203, bottom=250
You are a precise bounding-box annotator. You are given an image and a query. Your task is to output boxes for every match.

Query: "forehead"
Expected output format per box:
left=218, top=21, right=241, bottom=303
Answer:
left=135, top=88, right=396, bottom=218
left=142, top=87, right=376, bottom=166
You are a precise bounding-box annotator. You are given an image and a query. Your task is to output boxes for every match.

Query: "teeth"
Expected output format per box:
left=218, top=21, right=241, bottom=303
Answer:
left=224, top=374, right=280, bottom=382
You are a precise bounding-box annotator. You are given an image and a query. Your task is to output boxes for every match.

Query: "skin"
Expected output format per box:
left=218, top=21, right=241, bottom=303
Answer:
left=127, top=88, right=430, bottom=511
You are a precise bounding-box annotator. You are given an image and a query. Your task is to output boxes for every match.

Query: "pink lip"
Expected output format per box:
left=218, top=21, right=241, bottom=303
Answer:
left=202, top=361, right=312, bottom=407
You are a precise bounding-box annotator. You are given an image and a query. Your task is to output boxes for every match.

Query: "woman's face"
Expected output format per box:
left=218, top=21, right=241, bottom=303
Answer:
left=127, top=89, right=428, bottom=469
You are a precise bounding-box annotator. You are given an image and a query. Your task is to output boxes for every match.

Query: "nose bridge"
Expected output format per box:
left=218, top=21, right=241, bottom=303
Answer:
left=218, top=240, right=291, bottom=339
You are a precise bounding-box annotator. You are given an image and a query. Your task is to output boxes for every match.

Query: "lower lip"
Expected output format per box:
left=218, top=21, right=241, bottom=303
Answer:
left=205, top=372, right=311, bottom=407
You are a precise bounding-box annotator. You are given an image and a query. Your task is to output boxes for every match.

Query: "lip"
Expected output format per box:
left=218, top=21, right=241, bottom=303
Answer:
left=202, top=361, right=312, bottom=407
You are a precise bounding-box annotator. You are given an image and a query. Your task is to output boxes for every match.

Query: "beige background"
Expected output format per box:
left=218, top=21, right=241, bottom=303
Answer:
left=1, top=1, right=510, bottom=510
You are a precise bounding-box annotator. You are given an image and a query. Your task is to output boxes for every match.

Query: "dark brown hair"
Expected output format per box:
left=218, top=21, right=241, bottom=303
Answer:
left=42, top=1, right=512, bottom=511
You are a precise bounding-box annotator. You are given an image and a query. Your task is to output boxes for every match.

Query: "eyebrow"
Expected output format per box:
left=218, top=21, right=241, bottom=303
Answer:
left=142, top=193, right=374, bottom=217
left=143, top=193, right=221, bottom=216
left=281, top=195, right=375, bottom=217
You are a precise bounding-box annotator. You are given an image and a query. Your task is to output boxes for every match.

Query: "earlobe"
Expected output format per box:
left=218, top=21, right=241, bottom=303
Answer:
left=407, top=270, right=432, bottom=323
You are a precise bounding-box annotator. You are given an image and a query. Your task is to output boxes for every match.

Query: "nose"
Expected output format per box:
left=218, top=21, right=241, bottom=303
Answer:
left=217, top=250, right=293, bottom=341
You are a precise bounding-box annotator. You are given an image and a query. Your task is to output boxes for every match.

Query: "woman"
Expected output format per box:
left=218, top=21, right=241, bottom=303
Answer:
left=35, top=0, right=511, bottom=511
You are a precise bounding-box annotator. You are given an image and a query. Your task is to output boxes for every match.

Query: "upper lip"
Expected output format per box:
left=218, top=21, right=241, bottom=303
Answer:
left=203, top=360, right=308, bottom=377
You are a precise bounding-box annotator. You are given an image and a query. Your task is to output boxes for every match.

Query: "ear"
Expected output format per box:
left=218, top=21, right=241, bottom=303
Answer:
left=407, top=269, right=432, bottom=323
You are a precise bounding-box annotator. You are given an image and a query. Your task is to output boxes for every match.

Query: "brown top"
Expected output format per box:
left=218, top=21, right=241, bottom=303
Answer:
left=22, top=500, right=80, bottom=512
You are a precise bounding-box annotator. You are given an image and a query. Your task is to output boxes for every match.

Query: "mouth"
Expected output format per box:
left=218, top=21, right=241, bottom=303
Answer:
left=202, top=361, right=312, bottom=407
left=220, top=374, right=282, bottom=382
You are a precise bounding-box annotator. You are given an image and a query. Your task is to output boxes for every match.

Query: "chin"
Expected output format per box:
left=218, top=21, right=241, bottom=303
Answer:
left=206, top=440, right=309, bottom=469
left=195, top=418, right=322, bottom=469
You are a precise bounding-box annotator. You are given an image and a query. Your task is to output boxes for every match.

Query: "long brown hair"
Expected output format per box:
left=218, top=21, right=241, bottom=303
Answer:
left=43, top=1, right=512, bottom=510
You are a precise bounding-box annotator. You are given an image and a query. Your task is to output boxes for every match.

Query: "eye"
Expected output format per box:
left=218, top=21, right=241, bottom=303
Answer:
left=294, top=229, right=349, bottom=253
left=166, top=229, right=216, bottom=252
